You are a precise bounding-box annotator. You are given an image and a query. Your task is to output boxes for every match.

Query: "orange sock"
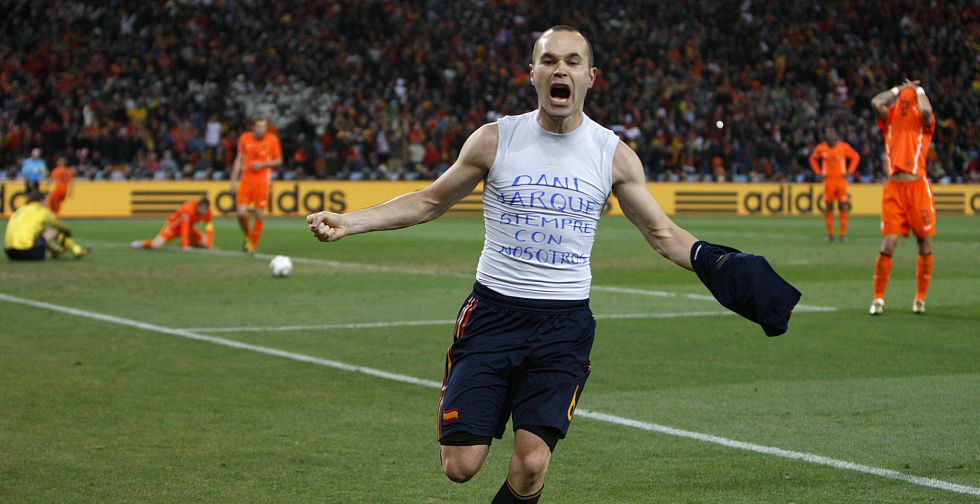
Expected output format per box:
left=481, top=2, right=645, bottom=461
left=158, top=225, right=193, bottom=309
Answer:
left=839, top=211, right=848, bottom=237
left=141, top=239, right=153, bottom=249
left=824, top=211, right=834, bottom=237
left=250, top=218, right=264, bottom=248
left=873, top=252, right=893, bottom=300
left=915, top=253, right=933, bottom=301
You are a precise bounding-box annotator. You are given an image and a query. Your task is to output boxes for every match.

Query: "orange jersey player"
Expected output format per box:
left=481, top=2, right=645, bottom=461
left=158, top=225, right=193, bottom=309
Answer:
left=230, top=117, right=282, bottom=253
left=46, top=157, right=76, bottom=215
left=809, top=129, right=860, bottom=242
left=131, top=198, right=214, bottom=251
left=869, top=80, right=937, bottom=316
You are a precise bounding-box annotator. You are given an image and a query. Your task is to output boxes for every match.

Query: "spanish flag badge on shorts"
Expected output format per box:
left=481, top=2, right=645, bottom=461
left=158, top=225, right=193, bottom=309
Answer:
left=442, top=408, right=459, bottom=423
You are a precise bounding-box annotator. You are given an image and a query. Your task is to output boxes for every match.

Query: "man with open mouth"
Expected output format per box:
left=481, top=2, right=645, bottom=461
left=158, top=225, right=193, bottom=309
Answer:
left=308, top=25, right=799, bottom=503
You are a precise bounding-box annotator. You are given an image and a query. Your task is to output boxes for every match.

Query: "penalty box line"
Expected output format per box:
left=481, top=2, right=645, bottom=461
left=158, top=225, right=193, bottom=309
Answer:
left=0, top=293, right=974, bottom=498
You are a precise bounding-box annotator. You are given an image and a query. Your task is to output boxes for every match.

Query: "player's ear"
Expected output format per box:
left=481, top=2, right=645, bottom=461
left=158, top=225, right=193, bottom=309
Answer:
left=528, top=63, right=534, bottom=82
left=588, top=67, right=597, bottom=89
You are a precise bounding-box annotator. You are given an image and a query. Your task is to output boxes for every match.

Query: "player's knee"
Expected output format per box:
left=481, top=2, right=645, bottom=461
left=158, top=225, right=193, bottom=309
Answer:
left=916, top=237, right=931, bottom=255
left=441, top=456, right=481, bottom=483
left=510, top=450, right=549, bottom=486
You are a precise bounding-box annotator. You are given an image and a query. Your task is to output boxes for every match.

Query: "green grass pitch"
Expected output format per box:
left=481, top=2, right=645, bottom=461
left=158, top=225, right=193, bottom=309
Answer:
left=1, top=214, right=978, bottom=503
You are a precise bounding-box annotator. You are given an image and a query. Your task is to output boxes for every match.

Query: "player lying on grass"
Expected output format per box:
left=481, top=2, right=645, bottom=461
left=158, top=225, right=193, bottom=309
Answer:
left=4, top=191, right=89, bottom=260
left=131, top=198, right=214, bottom=251
left=308, top=25, right=800, bottom=504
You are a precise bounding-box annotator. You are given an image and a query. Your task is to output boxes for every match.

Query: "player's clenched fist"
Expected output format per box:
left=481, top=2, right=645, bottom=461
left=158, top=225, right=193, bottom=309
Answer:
left=307, top=211, right=348, bottom=242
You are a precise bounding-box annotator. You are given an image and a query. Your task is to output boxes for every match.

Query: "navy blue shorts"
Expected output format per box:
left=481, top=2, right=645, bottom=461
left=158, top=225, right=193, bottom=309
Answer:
left=437, top=282, right=595, bottom=443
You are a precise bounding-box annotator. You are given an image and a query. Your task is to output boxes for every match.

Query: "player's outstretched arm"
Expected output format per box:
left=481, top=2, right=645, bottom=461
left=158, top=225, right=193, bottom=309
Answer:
left=611, top=140, right=697, bottom=270
left=307, top=123, right=497, bottom=242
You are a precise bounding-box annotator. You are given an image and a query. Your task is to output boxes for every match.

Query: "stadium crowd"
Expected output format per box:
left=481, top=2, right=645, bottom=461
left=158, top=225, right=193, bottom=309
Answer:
left=1, top=0, right=977, bottom=184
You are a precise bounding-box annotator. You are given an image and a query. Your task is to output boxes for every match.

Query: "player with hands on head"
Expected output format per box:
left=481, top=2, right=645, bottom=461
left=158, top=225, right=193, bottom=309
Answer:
left=869, top=78, right=936, bottom=315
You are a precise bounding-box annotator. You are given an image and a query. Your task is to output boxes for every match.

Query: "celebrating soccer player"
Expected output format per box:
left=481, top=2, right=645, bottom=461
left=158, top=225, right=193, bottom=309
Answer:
left=308, top=26, right=799, bottom=504
left=230, top=117, right=282, bottom=253
left=130, top=198, right=214, bottom=251
left=809, top=128, right=860, bottom=242
left=869, top=80, right=936, bottom=315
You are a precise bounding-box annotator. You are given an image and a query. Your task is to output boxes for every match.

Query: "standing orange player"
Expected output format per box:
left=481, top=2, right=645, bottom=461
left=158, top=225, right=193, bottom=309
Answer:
left=809, top=129, right=860, bottom=242
left=130, top=198, right=214, bottom=251
left=230, top=117, right=282, bottom=253
left=869, top=80, right=936, bottom=315
left=47, top=156, right=75, bottom=215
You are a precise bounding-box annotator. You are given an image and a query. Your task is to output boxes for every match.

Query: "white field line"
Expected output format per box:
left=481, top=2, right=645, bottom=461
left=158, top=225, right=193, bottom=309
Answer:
left=94, top=240, right=839, bottom=312
left=183, top=319, right=454, bottom=333
left=0, top=293, right=440, bottom=389
left=182, top=306, right=834, bottom=334
left=1, top=293, right=975, bottom=497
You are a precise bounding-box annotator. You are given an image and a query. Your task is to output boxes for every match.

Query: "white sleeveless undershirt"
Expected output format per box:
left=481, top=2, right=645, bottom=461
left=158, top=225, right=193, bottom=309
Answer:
left=475, top=110, right=619, bottom=300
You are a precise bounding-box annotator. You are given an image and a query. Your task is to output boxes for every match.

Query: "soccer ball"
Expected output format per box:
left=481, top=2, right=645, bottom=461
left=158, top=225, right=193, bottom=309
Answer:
left=269, top=255, right=293, bottom=277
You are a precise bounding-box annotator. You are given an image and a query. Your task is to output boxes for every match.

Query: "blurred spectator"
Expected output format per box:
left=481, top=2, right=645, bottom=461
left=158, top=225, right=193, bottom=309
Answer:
left=0, top=1, right=975, bottom=183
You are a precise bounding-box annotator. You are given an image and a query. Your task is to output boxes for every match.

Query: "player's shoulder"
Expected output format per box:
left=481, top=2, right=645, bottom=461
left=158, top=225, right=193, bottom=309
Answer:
left=472, top=121, right=499, bottom=139
left=239, top=131, right=254, bottom=142
left=465, top=122, right=499, bottom=150
left=611, top=138, right=644, bottom=184
left=460, top=123, right=498, bottom=169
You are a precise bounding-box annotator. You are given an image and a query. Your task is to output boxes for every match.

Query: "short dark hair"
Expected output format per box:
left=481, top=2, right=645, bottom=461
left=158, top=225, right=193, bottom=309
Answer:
left=27, top=191, right=46, bottom=203
left=198, top=197, right=210, bottom=208
left=531, top=25, right=594, bottom=67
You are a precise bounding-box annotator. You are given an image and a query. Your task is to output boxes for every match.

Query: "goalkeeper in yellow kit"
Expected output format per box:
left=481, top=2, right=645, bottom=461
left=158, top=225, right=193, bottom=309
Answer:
left=4, top=191, right=89, bottom=260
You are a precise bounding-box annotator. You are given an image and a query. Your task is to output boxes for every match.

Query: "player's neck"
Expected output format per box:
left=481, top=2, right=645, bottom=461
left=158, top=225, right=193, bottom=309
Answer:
left=536, top=109, right=584, bottom=134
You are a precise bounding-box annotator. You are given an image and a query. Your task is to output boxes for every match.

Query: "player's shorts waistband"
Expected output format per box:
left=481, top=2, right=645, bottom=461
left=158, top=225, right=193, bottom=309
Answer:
left=887, top=173, right=924, bottom=183
left=472, top=282, right=589, bottom=313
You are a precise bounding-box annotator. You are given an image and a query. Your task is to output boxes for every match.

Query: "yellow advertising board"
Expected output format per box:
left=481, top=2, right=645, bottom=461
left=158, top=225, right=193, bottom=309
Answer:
left=2, top=180, right=978, bottom=218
